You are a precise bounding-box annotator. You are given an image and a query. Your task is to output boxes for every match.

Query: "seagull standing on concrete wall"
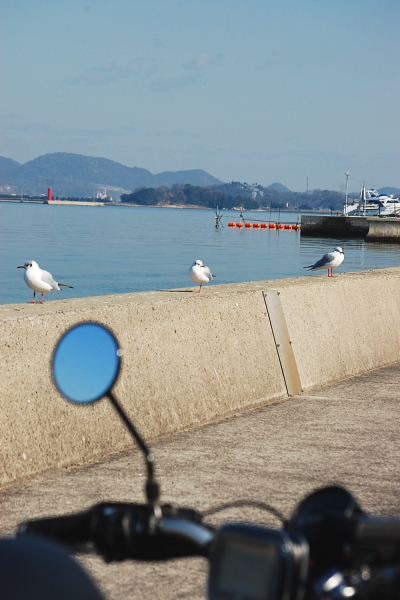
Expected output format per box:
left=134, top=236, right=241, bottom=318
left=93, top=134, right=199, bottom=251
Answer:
left=304, top=247, right=345, bottom=277
left=188, top=260, right=215, bottom=292
left=17, top=260, right=74, bottom=303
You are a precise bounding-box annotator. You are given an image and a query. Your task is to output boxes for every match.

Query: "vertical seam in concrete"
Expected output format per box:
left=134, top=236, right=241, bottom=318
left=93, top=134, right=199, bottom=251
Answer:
left=263, top=291, right=303, bottom=397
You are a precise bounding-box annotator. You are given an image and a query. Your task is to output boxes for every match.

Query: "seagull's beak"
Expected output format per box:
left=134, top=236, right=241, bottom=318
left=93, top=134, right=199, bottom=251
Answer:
left=17, top=265, right=25, bottom=269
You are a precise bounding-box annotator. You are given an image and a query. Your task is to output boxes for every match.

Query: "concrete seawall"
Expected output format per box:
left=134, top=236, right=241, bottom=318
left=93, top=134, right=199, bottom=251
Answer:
left=366, top=218, right=400, bottom=241
left=301, top=214, right=400, bottom=242
left=301, top=215, right=369, bottom=238
left=2, top=268, right=400, bottom=488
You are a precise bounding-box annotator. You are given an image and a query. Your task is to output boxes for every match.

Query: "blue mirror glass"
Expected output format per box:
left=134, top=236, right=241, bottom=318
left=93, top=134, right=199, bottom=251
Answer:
left=52, top=323, right=121, bottom=404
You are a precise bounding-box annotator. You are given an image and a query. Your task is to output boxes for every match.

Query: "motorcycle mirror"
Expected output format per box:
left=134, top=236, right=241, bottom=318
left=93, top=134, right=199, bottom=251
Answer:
left=52, top=322, right=121, bottom=404
left=52, top=322, right=160, bottom=507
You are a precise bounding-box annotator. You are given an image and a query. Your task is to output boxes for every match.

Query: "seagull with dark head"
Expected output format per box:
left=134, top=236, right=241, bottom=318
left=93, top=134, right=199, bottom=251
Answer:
left=17, top=260, right=73, bottom=303
left=304, top=247, right=344, bottom=277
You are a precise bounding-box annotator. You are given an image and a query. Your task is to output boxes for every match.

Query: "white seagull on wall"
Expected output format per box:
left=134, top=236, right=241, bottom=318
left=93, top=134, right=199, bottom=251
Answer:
left=304, top=247, right=345, bottom=277
left=17, top=260, right=74, bottom=303
left=188, top=260, right=215, bottom=293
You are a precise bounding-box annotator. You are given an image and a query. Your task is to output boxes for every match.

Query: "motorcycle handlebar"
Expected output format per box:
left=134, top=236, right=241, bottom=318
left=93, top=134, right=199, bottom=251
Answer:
left=18, top=503, right=214, bottom=562
left=16, top=492, right=400, bottom=600
left=18, top=501, right=400, bottom=565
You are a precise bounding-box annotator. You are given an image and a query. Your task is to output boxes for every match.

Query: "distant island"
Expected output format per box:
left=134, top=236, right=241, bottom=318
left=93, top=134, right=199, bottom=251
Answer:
left=1, top=152, right=399, bottom=212
left=120, top=182, right=346, bottom=211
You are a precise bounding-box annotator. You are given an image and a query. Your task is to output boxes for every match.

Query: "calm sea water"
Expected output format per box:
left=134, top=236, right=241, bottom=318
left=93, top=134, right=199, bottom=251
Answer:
left=1, top=202, right=400, bottom=305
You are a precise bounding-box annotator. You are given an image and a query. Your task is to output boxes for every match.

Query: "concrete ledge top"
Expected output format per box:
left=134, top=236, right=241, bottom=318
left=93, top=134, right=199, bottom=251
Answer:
left=2, top=266, right=400, bottom=323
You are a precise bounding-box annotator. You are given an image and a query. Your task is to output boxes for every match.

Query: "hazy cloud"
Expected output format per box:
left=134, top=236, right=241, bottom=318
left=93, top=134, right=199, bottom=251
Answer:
left=149, top=73, right=202, bottom=92
left=62, top=54, right=212, bottom=92
left=62, top=62, right=139, bottom=86
left=184, top=53, right=212, bottom=71
left=148, top=54, right=213, bottom=92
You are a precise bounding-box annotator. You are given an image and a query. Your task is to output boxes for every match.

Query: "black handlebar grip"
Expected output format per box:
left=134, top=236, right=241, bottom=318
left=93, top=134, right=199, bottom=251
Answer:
left=18, top=509, right=95, bottom=546
left=18, top=503, right=142, bottom=555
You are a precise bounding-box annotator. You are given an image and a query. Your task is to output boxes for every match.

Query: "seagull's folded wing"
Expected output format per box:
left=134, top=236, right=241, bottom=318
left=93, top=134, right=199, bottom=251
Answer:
left=40, top=269, right=58, bottom=288
left=312, top=252, right=334, bottom=269
left=203, top=267, right=213, bottom=281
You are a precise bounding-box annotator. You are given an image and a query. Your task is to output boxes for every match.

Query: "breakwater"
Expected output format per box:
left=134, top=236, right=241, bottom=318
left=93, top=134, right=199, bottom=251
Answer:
left=0, top=198, right=105, bottom=206
left=301, top=215, right=400, bottom=241
left=2, top=268, right=400, bottom=488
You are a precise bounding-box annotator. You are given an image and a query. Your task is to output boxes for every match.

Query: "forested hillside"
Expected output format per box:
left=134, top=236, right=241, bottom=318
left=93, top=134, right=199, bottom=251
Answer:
left=121, top=184, right=259, bottom=209
left=121, top=183, right=346, bottom=210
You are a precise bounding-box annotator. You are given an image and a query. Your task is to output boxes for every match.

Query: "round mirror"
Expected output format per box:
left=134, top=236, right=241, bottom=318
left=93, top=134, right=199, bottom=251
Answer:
left=52, top=323, right=121, bottom=404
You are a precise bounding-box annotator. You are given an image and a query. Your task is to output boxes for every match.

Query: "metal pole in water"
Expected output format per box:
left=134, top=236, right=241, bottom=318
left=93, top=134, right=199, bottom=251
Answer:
left=345, top=171, right=350, bottom=215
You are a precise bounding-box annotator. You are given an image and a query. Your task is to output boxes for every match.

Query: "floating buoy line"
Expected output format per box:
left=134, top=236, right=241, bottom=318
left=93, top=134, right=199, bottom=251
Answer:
left=213, top=202, right=301, bottom=230
left=227, top=221, right=301, bottom=230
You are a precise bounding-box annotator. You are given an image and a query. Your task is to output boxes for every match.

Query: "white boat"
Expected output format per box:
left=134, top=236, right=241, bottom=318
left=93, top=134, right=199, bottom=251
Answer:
left=344, top=186, right=400, bottom=217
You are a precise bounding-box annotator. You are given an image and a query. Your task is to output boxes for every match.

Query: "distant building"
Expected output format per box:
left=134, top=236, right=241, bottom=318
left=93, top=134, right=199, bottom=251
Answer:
left=96, top=189, right=113, bottom=202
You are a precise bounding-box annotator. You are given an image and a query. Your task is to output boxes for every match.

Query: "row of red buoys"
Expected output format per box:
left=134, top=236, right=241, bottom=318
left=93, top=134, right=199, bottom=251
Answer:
left=227, top=222, right=301, bottom=230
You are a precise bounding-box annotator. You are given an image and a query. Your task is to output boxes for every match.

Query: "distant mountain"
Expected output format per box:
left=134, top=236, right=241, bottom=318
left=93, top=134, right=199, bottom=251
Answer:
left=266, top=182, right=291, bottom=192
left=0, top=152, right=223, bottom=198
left=153, top=169, right=222, bottom=188
left=0, top=156, right=22, bottom=180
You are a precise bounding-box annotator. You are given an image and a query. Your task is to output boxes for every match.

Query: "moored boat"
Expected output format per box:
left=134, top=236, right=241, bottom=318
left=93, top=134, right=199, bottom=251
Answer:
left=344, top=186, right=400, bottom=217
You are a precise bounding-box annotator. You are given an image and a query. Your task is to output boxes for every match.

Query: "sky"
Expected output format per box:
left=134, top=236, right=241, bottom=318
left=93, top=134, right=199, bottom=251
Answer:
left=1, top=0, right=400, bottom=193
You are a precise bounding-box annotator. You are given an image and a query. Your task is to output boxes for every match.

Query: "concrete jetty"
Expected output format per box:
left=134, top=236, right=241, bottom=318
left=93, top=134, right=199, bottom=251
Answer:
left=50, top=200, right=105, bottom=206
left=0, top=198, right=105, bottom=206
left=2, top=268, right=400, bottom=488
left=301, top=214, right=400, bottom=241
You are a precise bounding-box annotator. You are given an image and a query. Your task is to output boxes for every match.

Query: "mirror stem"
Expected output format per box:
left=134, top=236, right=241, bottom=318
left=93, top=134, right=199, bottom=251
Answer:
left=107, top=392, right=159, bottom=505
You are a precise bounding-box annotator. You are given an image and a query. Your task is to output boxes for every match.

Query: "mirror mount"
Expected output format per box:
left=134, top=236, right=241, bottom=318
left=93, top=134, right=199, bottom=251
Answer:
left=107, top=391, right=160, bottom=506
left=52, top=322, right=160, bottom=508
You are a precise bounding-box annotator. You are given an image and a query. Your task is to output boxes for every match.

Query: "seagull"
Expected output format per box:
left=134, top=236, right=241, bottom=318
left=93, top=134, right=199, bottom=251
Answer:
left=188, top=259, right=215, bottom=293
left=17, top=260, right=74, bottom=303
left=304, top=247, right=344, bottom=277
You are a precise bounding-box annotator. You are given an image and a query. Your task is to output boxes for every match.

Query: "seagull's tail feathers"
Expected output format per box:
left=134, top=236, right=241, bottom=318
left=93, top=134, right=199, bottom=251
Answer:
left=303, top=266, right=314, bottom=270
left=58, top=283, right=74, bottom=289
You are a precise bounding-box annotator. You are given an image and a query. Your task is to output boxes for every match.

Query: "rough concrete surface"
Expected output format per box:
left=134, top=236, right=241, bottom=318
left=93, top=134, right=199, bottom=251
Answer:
left=2, top=268, right=400, bottom=487
left=0, top=281, right=285, bottom=487
left=0, top=362, right=399, bottom=600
